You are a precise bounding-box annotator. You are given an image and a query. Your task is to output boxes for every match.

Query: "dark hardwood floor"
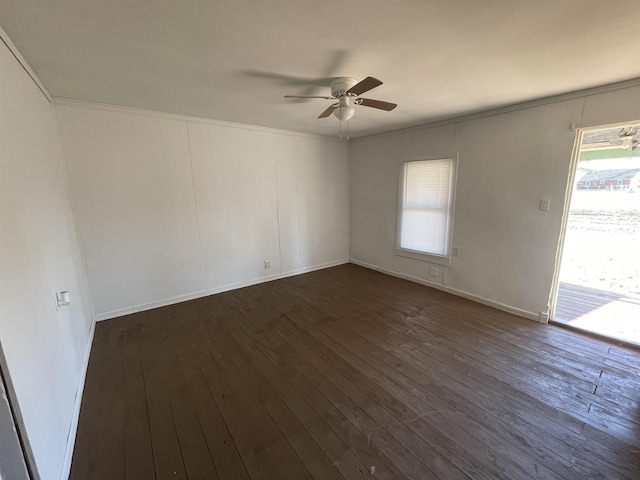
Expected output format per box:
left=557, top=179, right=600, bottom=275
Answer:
left=70, top=264, right=640, bottom=479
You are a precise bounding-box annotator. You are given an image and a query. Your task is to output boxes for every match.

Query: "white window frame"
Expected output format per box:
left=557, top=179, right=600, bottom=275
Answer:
left=396, top=157, right=457, bottom=266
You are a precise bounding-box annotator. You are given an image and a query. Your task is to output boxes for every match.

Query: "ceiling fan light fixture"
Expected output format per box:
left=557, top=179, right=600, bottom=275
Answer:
left=334, top=105, right=355, bottom=121
left=333, top=97, right=355, bottom=121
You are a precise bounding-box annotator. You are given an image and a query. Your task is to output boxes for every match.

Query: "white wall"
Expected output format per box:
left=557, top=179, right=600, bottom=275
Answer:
left=0, top=38, right=94, bottom=480
left=55, top=103, right=350, bottom=319
left=350, top=85, right=640, bottom=319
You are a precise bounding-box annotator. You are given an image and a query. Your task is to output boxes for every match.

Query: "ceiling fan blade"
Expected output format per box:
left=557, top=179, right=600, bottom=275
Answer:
left=356, top=98, right=397, bottom=111
left=318, top=103, right=338, bottom=118
left=346, top=76, right=383, bottom=96
left=284, top=95, right=334, bottom=99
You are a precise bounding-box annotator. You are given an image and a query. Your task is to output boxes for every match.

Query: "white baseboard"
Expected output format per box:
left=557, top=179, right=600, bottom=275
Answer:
left=95, top=259, right=350, bottom=322
left=349, top=258, right=540, bottom=322
left=59, top=319, right=95, bottom=480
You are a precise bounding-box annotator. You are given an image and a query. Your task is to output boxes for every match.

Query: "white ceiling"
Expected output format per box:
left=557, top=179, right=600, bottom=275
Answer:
left=2, top=0, right=640, bottom=138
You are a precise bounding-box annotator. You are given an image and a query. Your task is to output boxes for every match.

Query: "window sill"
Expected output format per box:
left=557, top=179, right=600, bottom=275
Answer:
left=396, top=248, right=451, bottom=266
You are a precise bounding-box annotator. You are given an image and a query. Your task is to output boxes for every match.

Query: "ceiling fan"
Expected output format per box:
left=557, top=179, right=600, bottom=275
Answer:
left=284, top=77, right=397, bottom=120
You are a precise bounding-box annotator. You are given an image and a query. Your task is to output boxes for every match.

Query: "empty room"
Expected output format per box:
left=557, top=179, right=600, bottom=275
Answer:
left=2, top=1, right=640, bottom=479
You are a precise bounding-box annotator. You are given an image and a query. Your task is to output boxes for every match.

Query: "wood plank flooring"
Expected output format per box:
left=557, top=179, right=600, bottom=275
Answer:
left=70, top=264, right=640, bottom=479
left=555, top=281, right=640, bottom=346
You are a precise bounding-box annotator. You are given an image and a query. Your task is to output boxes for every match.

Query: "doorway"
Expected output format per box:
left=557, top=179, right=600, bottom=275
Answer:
left=552, top=123, right=640, bottom=345
left=0, top=349, right=30, bottom=479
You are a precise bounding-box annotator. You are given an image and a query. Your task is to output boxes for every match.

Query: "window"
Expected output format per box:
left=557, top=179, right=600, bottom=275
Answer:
left=398, top=159, right=455, bottom=260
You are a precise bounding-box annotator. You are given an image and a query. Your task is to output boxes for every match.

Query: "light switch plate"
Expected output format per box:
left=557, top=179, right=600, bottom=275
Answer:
left=539, top=199, right=551, bottom=212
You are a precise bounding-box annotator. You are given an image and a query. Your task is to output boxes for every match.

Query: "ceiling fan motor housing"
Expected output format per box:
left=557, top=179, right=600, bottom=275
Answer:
left=330, top=77, right=358, bottom=98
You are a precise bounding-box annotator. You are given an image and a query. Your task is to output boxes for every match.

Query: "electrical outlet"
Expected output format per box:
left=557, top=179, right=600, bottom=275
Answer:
left=429, top=267, right=439, bottom=277
left=452, top=247, right=460, bottom=257
left=264, top=259, right=271, bottom=269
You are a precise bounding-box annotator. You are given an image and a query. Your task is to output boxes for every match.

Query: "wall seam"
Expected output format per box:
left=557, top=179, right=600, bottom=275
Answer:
left=274, top=160, right=284, bottom=273
left=53, top=107, right=97, bottom=323
left=185, top=122, right=207, bottom=288
left=51, top=103, right=100, bottom=480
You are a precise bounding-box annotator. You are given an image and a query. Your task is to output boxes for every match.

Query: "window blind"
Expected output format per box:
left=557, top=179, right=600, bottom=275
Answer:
left=400, top=159, right=453, bottom=256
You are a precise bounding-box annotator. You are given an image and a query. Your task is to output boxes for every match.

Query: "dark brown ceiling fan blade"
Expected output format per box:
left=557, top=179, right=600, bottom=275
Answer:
left=318, top=103, right=338, bottom=118
left=346, top=76, right=383, bottom=96
left=285, top=95, right=335, bottom=99
left=356, top=98, right=397, bottom=111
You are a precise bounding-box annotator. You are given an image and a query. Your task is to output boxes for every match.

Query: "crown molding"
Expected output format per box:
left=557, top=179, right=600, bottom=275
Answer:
left=52, top=97, right=347, bottom=143
left=0, top=25, right=52, bottom=102
left=351, top=77, right=640, bottom=143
